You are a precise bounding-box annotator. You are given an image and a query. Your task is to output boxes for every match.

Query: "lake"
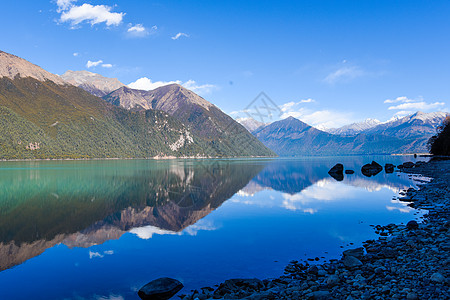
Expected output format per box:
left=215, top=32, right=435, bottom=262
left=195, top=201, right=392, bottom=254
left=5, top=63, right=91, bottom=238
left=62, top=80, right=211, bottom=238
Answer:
left=0, top=156, right=428, bottom=300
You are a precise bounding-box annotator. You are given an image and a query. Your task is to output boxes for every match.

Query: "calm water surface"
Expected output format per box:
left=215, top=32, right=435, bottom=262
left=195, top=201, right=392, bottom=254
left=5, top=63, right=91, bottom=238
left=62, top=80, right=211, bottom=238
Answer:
left=0, top=156, right=428, bottom=299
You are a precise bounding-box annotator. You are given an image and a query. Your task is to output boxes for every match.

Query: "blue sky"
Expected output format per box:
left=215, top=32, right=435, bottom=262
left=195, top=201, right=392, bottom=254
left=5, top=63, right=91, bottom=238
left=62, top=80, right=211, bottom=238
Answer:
left=1, top=0, right=449, bottom=128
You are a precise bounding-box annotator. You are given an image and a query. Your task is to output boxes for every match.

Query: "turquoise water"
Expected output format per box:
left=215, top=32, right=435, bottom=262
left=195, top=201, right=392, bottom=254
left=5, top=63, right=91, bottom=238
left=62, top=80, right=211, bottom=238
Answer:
left=0, top=156, right=427, bottom=299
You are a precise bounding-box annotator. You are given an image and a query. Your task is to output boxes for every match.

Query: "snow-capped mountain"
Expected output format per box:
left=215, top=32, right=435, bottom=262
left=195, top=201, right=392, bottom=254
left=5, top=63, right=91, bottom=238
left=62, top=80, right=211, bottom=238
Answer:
left=365, top=111, right=449, bottom=139
left=236, top=117, right=266, bottom=132
left=327, top=118, right=382, bottom=136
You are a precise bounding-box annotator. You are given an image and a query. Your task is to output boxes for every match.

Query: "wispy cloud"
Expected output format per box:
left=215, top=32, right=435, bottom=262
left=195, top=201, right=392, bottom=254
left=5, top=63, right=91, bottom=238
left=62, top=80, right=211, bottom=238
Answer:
left=324, top=66, right=365, bottom=84
left=171, top=32, right=189, bottom=40
left=101, top=63, right=113, bottom=68
left=58, top=2, right=125, bottom=27
left=128, top=77, right=217, bottom=95
left=73, top=52, right=79, bottom=57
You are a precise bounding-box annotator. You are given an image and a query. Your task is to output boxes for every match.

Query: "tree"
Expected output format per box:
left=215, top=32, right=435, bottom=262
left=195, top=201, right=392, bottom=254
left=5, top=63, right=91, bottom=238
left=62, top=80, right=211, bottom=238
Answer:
left=427, top=116, right=450, bottom=155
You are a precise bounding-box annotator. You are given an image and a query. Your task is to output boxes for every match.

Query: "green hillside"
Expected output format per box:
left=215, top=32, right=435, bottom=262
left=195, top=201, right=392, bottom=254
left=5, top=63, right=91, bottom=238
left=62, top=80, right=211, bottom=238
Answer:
left=0, top=76, right=265, bottom=159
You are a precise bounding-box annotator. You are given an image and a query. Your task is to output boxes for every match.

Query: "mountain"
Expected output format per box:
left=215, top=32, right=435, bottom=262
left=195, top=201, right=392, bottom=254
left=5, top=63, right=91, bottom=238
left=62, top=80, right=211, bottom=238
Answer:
left=0, top=50, right=273, bottom=159
left=252, top=116, right=430, bottom=156
left=60, top=70, right=125, bottom=97
left=104, top=85, right=275, bottom=156
left=236, top=117, right=266, bottom=132
left=327, top=118, right=381, bottom=136
left=365, top=111, right=449, bottom=139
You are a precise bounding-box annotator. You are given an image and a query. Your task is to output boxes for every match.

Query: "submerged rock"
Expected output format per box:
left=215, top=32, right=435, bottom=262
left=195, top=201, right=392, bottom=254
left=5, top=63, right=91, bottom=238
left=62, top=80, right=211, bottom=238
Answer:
left=138, top=277, right=183, bottom=300
left=361, top=161, right=383, bottom=177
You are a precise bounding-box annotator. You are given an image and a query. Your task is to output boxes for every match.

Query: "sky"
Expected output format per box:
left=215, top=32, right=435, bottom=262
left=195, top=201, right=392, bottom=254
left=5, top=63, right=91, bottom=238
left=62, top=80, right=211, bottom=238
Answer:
left=1, top=0, right=449, bottom=129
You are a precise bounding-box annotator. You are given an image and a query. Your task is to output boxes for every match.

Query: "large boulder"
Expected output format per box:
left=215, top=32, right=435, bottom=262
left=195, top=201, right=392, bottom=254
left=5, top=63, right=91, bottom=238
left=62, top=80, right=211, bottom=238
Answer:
left=361, top=161, right=383, bottom=177
left=138, top=277, right=184, bottom=300
left=328, top=163, right=344, bottom=181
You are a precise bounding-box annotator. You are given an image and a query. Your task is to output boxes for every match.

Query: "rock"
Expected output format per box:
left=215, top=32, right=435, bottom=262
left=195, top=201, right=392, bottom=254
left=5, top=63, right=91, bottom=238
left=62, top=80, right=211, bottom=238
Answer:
left=385, top=163, right=395, bottom=173
left=326, top=274, right=340, bottom=287
left=430, top=272, right=445, bottom=283
left=328, top=163, right=344, bottom=174
left=214, top=278, right=263, bottom=296
left=406, top=220, right=419, bottom=230
left=306, top=290, right=331, bottom=299
left=361, top=161, right=383, bottom=177
left=328, top=163, right=344, bottom=181
left=406, top=292, right=418, bottom=300
left=138, top=277, right=184, bottom=300
left=343, top=247, right=365, bottom=260
left=345, top=169, right=355, bottom=174
left=308, top=265, right=319, bottom=275
left=342, top=255, right=363, bottom=269
left=399, top=161, right=415, bottom=169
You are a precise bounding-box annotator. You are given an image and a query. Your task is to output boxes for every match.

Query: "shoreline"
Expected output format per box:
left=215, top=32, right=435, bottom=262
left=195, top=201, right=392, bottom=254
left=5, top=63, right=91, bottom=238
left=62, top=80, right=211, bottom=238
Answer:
left=181, top=159, right=449, bottom=300
left=0, top=153, right=427, bottom=163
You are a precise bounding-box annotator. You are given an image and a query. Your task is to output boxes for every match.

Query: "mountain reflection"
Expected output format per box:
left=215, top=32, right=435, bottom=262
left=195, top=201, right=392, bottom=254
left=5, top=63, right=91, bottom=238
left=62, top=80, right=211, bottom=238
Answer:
left=0, top=160, right=264, bottom=271
left=0, top=157, right=423, bottom=272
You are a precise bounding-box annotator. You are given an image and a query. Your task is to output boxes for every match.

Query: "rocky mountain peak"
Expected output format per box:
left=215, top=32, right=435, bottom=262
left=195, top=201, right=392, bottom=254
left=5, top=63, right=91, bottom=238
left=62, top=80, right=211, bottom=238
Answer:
left=60, top=70, right=125, bottom=97
left=0, top=50, right=66, bottom=85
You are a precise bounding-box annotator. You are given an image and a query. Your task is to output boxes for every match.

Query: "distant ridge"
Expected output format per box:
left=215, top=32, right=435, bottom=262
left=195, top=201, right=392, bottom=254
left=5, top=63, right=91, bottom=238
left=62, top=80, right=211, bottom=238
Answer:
left=253, top=113, right=448, bottom=156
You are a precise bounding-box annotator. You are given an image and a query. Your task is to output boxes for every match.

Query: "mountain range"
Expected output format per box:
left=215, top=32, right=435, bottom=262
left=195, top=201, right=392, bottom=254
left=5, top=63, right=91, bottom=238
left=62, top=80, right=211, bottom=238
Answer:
left=0, top=50, right=274, bottom=159
left=252, top=112, right=448, bottom=156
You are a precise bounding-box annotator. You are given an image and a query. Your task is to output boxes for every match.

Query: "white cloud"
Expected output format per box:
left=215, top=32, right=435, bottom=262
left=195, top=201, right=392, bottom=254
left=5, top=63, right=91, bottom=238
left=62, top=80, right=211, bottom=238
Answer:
left=171, top=32, right=189, bottom=40
left=73, top=52, right=79, bottom=57
left=89, top=251, right=104, bottom=259
left=279, top=100, right=354, bottom=129
left=388, top=101, right=445, bottom=111
left=60, top=3, right=125, bottom=27
left=384, top=96, right=414, bottom=104
left=129, top=225, right=179, bottom=239
left=324, top=66, right=365, bottom=84
left=86, top=60, right=112, bottom=68
left=127, top=24, right=146, bottom=33
left=127, top=24, right=156, bottom=37
left=182, top=80, right=216, bottom=95
left=86, top=60, right=103, bottom=68
left=128, top=77, right=217, bottom=95
left=128, top=77, right=181, bottom=90
left=384, top=96, right=446, bottom=117
left=56, top=0, right=76, bottom=12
